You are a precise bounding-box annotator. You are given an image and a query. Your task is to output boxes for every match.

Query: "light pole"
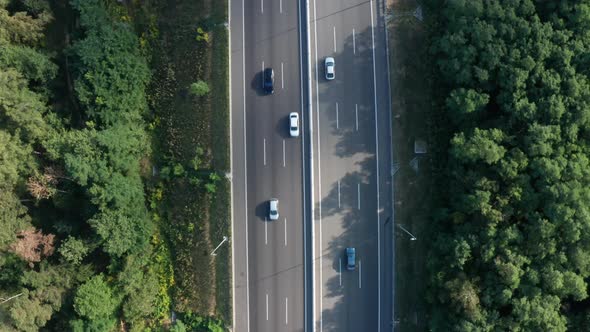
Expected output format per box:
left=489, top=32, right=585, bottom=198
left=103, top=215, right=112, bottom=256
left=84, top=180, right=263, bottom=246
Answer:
left=397, top=224, right=417, bottom=241
left=211, top=236, right=229, bottom=256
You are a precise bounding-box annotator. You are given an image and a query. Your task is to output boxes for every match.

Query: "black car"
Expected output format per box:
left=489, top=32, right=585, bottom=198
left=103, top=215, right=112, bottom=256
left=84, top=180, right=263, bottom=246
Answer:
left=263, top=68, right=274, bottom=94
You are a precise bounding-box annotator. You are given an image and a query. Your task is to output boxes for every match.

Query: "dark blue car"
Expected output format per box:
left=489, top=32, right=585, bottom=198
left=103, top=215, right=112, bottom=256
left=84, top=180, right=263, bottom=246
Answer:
left=346, top=247, right=356, bottom=271
left=263, top=68, right=274, bottom=94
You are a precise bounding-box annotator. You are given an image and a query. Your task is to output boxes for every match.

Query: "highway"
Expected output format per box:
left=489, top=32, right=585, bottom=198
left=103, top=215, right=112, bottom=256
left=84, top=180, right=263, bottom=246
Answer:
left=230, top=0, right=310, bottom=331
left=231, top=0, right=393, bottom=330
left=309, top=0, right=393, bottom=330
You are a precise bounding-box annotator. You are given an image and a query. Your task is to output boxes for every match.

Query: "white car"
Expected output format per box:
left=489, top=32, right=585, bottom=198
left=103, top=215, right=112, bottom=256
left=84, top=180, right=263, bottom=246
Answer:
left=289, top=112, right=300, bottom=137
left=269, top=198, right=279, bottom=221
left=325, top=57, right=335, bottom=80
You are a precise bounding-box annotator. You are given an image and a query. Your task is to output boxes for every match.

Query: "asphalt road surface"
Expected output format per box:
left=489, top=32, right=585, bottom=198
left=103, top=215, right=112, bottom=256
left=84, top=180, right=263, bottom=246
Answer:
left=231, top=0, right=392, bottom=330
left=309, top=0, right=393, bottom=330
left=230, top=0, right=311, bottom=331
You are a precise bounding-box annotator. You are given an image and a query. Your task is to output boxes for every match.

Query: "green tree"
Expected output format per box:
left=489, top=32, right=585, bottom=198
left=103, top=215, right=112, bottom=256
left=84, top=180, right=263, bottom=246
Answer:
left=189, top=80, right=210, bottom=97
left=59, top=236, right=89, bottom=265
left=73, top=275, right=118, bottom=330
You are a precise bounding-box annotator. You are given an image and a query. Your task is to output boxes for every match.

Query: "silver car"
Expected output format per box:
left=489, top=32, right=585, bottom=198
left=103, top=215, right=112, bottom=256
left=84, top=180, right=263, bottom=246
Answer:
left=325, top=57, right=335, bottom=80
left=269, top=198, right=279, bottom=221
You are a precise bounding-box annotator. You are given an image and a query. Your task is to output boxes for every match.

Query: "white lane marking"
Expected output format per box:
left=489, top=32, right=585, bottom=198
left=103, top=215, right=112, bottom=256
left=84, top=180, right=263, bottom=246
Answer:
left=265, top=217, right=268, bottom=245
left=280, top=0, right=282, bottom=13
left=355, top=104, right=359, bottom=131
left=261, top=0, right=263, bottom=14
left=263, top=138, right=267, bottom=166
left=339, top=258, right=342, bottom=286
left=261, top=61, right=265, bottom=89
left=353, top=28, right=356, bottom=54
left=240, top=0, right=251, bottom=326
left=369, top=1, right=382, bottom=329
left=281, top=62, right=285, bottom=89
left=285, top=297, right=289, bottom=325
left=284, top=217, right=287, bottom=247
left=283, top=139, right=286, bottom=167
left=357, top=183, right=361, bottom=210
left=333, top=26, right=337, bottom=53
left=337, top=180, right=341, bottom=208
left=312, top=0, right=322, bottom=328
left=359, top=260, right=362, bottom=288
left=266, top=293, right=269, bottom=320
left=336, top=102, right=339, bottom=129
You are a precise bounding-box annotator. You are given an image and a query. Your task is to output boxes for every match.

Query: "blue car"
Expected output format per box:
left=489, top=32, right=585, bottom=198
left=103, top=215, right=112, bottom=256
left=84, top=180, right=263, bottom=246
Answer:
left=346, top=247, right=356, bottom=271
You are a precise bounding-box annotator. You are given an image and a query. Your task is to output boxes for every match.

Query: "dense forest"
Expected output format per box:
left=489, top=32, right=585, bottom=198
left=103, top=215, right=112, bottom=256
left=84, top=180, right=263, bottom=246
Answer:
left=426, top=0, right=590, bottom=331
left=0, top=0, right=165, bottom=330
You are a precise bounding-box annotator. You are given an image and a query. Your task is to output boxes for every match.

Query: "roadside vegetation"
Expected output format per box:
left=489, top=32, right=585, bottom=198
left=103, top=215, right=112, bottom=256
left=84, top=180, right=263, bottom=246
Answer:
left=129, top=0, right=231, bottom=328
left=0, top=0, right=230, bottom=331
left=425, top=1, right=590, bottom=330
left=386, top=0, right=431, bottom=330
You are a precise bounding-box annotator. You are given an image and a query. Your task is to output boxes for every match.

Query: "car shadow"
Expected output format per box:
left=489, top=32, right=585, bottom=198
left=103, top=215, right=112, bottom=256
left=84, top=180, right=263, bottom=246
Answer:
left=254, top=201, right=270, bottom=221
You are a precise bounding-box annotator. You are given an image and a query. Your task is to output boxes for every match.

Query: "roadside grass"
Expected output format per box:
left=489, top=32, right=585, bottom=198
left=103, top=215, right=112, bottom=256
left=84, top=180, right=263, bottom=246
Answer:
left=387, top=0, right=431, bottom=330
left=129, top=0, right=231, bottom=326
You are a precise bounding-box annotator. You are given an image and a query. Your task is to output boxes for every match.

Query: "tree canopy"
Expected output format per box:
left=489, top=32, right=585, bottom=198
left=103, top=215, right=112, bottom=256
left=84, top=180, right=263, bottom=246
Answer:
left=427, top=0, right=590, bottom=330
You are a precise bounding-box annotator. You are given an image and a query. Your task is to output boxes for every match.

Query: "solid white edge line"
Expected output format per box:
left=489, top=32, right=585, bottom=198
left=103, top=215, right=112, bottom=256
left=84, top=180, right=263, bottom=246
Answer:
left=242, top=0, right=250, bottom=332
left=312, top=0, right=322, bottom=327
left=298, top=0, right=312, bottom=329
left=241, top=0, right=250, bottom=328
left=369, top=1, right=382, bottom=330
left=228, top=0, right=236, bottom=327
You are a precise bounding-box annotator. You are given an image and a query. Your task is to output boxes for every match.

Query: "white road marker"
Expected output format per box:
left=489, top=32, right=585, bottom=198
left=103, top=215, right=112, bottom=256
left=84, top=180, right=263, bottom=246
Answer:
left=285, top=297, right=289, bottom=325
left=280, top=0, right=282, bottom=13
left=261, top=61, right=265, bottom=89
left=353, top=28, right=356, bottom=54
left=261, top=0, right=263, bottom=13
left=266, top=293, right=269, bottom=320
left=333, top=26, right=337, bottom=52
left=339, top=258, right=342, bottom=286
left=265, top=217, right=268, bottom=245
left=357, top=183, right=361, bottom=210
left=337, top=180, right=341, bottom=208
left=281, top=62, right=284, bottom=89
left=336, top=102, right=339, bottom=129
left=355, top=104, right=359, bottom=131
left=283, top=139, right=286, bottom=167
left=359, top=260, right=362, bottom=288
left=263, top=138, right=266, bottom=166
left=284, top=217, right=287, bottom=247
